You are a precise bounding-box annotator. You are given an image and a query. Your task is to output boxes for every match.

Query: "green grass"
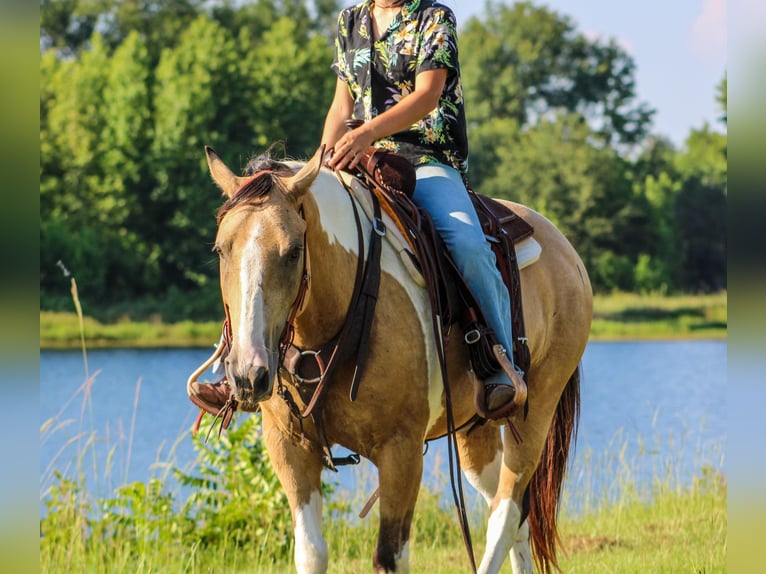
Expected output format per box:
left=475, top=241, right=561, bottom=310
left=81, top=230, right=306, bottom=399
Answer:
left=41, top=278, right=725, bottom=571
left=557, top=472, right=726, bottom=573
left=590, top=291, right=726, bottom=340
left=40, top=455, right=726, bottom=574
left=40, top=292, right=727, bottom=349
left=40, top=311, right=223, bottom=349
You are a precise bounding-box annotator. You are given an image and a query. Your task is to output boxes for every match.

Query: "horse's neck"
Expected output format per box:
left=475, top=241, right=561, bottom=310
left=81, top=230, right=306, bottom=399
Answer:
left=291, top=181, right=362, bottom=348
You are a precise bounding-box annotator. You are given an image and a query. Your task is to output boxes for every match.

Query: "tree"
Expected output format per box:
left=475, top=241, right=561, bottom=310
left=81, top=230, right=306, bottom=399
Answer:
left=243, top=17, right=335, bottom=155
left=671, top=120, right=727, bottom=292
left=675, top=176, right=726, bottom=291
left=472, top=113, right=656, bottom=292
left=460, top=1, right=654, bottom=146
left=210, top=0, right=340, bottom=43
left=40, top=0, right=102, bottom=55
left=716, top=74, right=727, bottom=126
left=150, top=16, right=244, bottom=293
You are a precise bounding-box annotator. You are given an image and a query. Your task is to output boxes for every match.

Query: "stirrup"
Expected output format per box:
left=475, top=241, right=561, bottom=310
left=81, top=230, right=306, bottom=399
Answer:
left=492, top=344, right=527, bottom=409
left=187, top=342, right=238, bottom=435
left=471, top=345, right=527, bottom=421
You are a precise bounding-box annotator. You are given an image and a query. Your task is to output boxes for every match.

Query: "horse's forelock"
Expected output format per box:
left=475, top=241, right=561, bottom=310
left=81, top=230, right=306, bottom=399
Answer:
left=216, top=155, right=295, bottom=224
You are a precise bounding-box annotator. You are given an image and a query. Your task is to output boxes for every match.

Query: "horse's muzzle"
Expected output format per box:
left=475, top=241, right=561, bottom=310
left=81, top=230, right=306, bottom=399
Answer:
left=226, top=360, right=272, bottom=410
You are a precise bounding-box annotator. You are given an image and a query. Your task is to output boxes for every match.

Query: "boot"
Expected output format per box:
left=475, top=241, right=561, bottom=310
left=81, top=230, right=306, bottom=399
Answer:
left=474, top=345, right=527, bottom=420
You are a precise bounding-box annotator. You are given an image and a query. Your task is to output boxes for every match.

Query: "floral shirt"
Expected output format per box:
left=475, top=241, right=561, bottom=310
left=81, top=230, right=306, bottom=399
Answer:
left=332, top=0, right=469, bottom=174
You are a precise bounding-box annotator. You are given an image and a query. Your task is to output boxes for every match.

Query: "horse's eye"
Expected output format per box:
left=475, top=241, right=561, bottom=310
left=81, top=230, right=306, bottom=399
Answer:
left=287, top=246, right=303, bottom=264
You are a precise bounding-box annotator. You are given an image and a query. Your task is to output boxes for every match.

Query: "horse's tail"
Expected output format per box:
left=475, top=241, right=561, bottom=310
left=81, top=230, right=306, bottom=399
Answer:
left=528, top=364, right=581, bottom=574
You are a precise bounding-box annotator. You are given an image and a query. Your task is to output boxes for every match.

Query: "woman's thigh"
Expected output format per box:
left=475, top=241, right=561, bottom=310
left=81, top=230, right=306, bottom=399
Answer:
left=412, top=164, right=485, bottom=247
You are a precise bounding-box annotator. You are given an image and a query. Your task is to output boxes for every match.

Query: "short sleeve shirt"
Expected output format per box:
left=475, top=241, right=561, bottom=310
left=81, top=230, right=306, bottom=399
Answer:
left=332, top=0, right=469, bottom=174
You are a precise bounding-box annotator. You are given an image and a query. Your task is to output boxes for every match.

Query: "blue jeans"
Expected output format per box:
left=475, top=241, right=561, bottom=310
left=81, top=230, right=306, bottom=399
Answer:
left=412, top=163, right=518, bottom=373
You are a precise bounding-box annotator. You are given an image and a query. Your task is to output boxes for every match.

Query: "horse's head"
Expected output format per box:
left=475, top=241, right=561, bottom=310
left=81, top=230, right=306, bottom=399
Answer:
left=205, top=145, right=324, bottom=410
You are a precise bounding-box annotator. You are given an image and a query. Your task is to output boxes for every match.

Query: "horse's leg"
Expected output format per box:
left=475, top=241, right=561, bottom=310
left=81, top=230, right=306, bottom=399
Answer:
left=456, top=421, right=533, bottom=574
left=456, top=423, right=503, bottom=506
left=261, top=410, right=328, bottom=574
left=474, top=419, right=541, bottom=574
left=371, top=438, right=424, bottom=573
left=479, top=362, right=579, bottom=574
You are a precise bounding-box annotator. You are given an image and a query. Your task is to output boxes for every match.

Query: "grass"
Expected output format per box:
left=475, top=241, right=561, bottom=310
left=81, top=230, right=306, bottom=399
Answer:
left=40, top=292, right=727, bottom=349
left=40, top=420, right=726, bottom=573
left=589, top=291, right=726, bottom=341
left=557, top=473, right=726, bottom=573
left=40, top=311, right=223, bottom=349
left=41, top=371, right=726, bottom=573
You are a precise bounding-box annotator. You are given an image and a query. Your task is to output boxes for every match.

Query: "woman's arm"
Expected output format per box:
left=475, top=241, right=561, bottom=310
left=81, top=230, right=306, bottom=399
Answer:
left=321, top=78, right=355, bottom=151
left=326, top=68, right=448, bottom=171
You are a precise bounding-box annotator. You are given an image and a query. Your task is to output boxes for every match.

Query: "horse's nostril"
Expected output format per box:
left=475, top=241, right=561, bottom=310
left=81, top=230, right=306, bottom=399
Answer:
left=251, top=366, right=269, bottom=390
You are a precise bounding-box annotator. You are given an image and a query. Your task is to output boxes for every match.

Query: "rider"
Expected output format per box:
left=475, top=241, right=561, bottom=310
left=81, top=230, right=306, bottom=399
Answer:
left=189, top=0, right=525, bottom=420
left=321, top=0, right=524, bottom=416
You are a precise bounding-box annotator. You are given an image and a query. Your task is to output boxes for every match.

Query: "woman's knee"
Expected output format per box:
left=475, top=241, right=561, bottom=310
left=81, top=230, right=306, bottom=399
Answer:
left=451, top=237, right=497, bottom=273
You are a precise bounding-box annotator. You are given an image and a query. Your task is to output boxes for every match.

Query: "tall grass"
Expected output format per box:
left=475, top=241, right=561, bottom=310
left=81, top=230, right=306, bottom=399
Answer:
left=40, top=400, right=726, bottom=573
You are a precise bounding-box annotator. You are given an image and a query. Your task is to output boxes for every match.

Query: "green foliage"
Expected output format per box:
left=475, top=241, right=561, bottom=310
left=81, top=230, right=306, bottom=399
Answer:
left=716, top=74, right=727, bottom=125
left=174, top=414, right=294, bottom=555
left=40, top=413, right=296, bottom=570
left=473, top=114, right=656, bottom=292
left=589, top=291, right=726, bottom=340
left=99, top=478, right=190, bottom=549
left=591, top=251, right=635, bottom=293
left=460, top=1, right=654, bottom=145
left=40, top=2, right=335, bottom=318
left=633, top=254, right=668, bottom=294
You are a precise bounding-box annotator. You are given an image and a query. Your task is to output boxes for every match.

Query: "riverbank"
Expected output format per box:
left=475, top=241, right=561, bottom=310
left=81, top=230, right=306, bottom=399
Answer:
left=40, top=292, right=726, bottom=349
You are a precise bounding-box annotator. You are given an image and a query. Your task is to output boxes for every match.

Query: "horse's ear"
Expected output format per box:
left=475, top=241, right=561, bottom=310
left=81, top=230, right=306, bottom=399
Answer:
left=283, top=145, right=325, bottom=199
left=205, top=146, right=249, bottom=198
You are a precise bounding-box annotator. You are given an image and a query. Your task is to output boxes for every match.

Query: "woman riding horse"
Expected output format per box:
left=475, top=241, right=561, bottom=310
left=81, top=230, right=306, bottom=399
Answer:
left=190, top=0, right=522, bottom=432
left=323, top=0, right=523, bottom=417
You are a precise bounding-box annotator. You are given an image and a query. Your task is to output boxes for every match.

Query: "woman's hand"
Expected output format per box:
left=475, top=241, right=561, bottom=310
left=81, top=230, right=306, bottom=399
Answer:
left=326, top=124, right=377, bottom=171
left=323, top=68, right=447, bottom=172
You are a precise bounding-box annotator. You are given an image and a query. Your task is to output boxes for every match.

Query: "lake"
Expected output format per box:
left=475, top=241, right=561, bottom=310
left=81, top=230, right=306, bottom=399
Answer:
left=40, top=341, right=725, bottom=511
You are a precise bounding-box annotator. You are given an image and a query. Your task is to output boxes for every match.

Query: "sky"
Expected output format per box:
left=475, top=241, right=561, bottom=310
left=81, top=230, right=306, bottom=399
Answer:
left=443, top=0, right=728, bottom=147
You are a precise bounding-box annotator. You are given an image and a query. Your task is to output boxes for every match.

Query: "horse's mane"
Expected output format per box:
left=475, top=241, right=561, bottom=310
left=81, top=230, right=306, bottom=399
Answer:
left=216, top=151, right=295, bottom=223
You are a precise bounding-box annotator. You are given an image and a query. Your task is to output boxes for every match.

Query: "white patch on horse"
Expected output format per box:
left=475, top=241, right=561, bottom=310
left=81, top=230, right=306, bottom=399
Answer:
left=294, top=491, right=328, bottom=574
left=376, top=219, right=442, bottom=430
left=478, top=497, right=521, bottom=574
left=307, top=169, right=363, bottom=253
left=237, top=221, right=271, bottom=367
left=394, top=541, right=410, bottom=573
left=509, top=520, right=533, bottom=574
left=312, top=168, right=441, bottom=428
left=463, top=450, right=502, bottom=506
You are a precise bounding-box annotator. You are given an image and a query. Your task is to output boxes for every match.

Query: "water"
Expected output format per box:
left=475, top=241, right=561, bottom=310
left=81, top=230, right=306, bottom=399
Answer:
left=40, top=341, right=725, bottom=510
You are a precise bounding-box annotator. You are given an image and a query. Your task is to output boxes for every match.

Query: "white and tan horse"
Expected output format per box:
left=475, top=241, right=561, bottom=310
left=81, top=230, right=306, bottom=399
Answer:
left=205, top=145, right=592, bottom=574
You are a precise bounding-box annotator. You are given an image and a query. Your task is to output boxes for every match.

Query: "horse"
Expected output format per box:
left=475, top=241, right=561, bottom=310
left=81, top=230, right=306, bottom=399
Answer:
left=203, top=145, right=592, bottom=574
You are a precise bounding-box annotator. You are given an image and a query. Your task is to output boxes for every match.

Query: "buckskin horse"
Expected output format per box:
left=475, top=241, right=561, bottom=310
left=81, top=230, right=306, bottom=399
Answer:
left=198, top=145, right=592, bottom=574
